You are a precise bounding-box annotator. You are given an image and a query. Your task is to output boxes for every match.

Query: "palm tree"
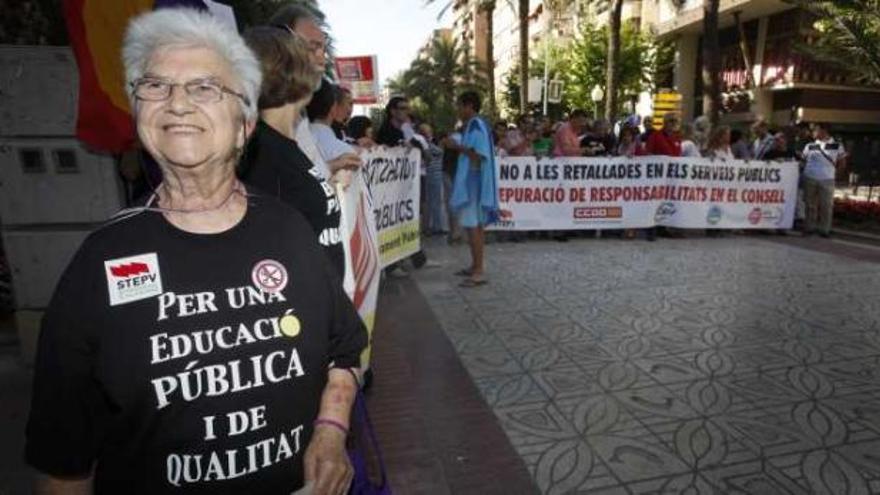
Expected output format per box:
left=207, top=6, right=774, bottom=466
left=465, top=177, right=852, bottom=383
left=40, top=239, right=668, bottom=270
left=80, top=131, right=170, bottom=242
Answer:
left=786, top=0, right=880, bottom=85
left=386, top=36, right=487, bottom=131
left=702, top=0, right=722, bottom=125
left=478, top=0, right=498, bottom=117
left=426, top=0, right=507, bottom=117
left=605, top=0, right=624, bottom=121
left=518, top=0, right=530, bottom=114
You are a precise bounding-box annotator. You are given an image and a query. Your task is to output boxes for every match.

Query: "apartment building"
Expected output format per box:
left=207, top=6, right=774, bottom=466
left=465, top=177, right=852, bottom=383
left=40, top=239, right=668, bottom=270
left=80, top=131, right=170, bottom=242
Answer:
left=654, top=0, right=880, bottom=130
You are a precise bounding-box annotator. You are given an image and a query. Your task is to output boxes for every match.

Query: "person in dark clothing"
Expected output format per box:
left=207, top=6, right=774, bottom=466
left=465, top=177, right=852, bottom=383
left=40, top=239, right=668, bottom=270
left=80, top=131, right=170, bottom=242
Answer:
left=763, top=132, right=796, bottom=161
left=376, top=96, right=429, bottom=270
left=640, top=115, right=655, bottom=144
left=581, top=118, right=616, bottom=156
left=239, top=27, right=345, bottom=277
left=730, top=129, right=752, bottom=159
left=376, top=96, right=410, bottom=146
left=26, top=11, right=365, bottom=495
left=332, top=86, right=352, bottom=140
left=346, top=115, right=376, bottom=147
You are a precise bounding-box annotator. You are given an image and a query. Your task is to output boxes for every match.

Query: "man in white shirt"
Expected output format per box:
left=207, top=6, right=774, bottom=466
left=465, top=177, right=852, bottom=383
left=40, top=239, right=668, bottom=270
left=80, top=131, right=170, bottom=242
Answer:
left=307, top=81, right=359, bottom=188
left=271, top=5, right=360, bottom=182
left=802, top=122, right=846, bottom=237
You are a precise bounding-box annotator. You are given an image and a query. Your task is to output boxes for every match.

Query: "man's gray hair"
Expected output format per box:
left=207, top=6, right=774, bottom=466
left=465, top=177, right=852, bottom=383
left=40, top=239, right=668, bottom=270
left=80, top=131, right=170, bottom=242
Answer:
left=122, top=8, right=262, bottom=121
left=269, top=3, right=320, bottom=30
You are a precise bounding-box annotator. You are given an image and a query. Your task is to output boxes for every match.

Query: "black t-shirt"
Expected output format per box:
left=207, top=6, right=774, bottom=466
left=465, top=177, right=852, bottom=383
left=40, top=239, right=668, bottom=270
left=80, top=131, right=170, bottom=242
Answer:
left=240, top=120, right=344, bottom=276
left=763, top=148, right=795, bottom=161
left=580, top=133, right=615, bottom=156
left=25, top=195, right=367, bottom=494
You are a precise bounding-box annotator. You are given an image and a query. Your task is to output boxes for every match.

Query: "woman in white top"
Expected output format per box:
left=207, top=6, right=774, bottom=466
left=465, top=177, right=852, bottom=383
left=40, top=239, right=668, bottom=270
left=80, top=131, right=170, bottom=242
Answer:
left=704, top=125, right=735, bottom=161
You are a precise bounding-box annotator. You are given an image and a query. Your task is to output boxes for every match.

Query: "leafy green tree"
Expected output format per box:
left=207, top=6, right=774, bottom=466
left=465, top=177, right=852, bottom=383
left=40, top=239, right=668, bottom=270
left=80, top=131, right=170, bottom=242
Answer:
left=563, top=20, right=669, bottom=117
left=786, top=0, right=880, bottom=85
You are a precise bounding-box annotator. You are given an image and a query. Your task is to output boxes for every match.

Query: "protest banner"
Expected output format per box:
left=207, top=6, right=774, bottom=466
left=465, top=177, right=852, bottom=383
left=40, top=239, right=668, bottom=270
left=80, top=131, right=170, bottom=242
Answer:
left=492, top=156, right=799, bottom=230
left=361, top=147, right=421, bottom=267
left=338, top=172, right=381, bottom=369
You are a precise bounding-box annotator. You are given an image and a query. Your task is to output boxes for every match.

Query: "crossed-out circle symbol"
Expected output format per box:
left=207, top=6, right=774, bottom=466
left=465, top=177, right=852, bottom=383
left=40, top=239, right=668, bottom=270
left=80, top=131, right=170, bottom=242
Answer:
left=252, top=260, right=288, bottom=293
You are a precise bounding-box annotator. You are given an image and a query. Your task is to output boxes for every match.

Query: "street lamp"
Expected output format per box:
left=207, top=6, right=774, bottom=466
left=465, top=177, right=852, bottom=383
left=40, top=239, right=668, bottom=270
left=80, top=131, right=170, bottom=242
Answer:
left=591, top=84, right=604, bottom=119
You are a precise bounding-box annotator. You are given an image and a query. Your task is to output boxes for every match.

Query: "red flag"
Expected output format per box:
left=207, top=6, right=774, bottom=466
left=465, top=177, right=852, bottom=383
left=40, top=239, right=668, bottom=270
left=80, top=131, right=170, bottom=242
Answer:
left=63, top=0, right=154, bottom=153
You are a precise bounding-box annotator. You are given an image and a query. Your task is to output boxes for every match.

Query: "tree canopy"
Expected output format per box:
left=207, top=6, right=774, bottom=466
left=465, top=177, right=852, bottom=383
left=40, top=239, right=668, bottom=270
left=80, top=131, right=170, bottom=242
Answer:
left=787, top=0, right=880, bottom=85
left=562, top=20, right=673, bottom=116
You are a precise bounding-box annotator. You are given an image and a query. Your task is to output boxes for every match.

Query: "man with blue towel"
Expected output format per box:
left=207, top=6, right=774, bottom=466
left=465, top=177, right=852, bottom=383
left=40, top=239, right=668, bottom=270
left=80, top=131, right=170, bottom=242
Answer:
left=446, top=91, right=500, bottom=288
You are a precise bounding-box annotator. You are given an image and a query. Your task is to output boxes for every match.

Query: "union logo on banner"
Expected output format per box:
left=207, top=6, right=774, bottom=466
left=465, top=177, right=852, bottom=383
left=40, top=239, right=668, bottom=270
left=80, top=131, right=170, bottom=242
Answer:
left=351, top=193, right=378, bottom=311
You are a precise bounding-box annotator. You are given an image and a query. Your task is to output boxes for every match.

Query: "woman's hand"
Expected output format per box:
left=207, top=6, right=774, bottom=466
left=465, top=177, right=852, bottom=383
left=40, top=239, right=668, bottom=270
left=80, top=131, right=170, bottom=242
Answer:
left=331, top=169, right=354, bottom=190
left=328, top=153, right=363, bottom=174
left=304, top=368, right=358, bottom=495
left=303, top=426, right=352, bottom=495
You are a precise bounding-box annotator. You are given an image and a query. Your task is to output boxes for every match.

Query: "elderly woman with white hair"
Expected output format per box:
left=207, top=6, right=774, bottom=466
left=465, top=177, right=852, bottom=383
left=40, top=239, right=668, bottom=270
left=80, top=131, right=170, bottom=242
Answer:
left=24, top=8, right=365, bottom=495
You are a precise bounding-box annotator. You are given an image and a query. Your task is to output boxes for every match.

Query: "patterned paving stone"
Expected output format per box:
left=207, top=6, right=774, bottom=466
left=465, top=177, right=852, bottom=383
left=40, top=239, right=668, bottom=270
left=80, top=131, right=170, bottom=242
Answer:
left=413, top=236, right=880, bottom=493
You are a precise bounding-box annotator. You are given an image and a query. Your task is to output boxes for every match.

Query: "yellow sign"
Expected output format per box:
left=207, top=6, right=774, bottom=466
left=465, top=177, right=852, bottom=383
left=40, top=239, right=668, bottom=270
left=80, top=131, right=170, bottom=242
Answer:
left=654, top=93, right=683, bottom=102
left=652, top=91, right=683, bottom=129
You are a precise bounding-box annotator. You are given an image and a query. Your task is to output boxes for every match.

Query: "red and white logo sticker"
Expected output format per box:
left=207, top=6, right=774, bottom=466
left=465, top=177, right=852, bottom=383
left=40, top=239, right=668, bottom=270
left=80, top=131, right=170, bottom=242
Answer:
left=104, top=253, right=163, bottom=306
left=251, top=259, right=288, bottom=294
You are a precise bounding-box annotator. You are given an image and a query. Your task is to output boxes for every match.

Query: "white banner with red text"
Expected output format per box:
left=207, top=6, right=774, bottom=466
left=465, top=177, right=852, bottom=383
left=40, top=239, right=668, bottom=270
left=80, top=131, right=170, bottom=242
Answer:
left=360, top=146, right=421, bottom=267
left=491, top=156, right=799, bottom=230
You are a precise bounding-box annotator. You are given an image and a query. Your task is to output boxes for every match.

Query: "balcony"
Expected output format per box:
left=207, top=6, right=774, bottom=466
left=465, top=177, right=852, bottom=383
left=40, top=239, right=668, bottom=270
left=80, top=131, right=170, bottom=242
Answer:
left=654, top=0, right=792, bottom=38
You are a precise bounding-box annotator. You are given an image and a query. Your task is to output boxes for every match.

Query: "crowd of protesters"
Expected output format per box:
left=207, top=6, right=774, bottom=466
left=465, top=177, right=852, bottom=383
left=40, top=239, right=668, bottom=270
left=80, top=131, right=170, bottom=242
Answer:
left=356, top=103, right=848, bottom=243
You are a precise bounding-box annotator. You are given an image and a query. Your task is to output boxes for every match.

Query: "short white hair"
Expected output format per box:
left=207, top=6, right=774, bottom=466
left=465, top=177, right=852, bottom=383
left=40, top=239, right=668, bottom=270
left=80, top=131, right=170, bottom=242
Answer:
left=122, top=8, right=262, bottom=122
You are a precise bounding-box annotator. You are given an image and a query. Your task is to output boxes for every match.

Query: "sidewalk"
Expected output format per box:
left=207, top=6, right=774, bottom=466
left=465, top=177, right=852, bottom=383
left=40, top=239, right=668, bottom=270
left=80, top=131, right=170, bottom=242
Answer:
left=410, top=235, right=880, bottom=494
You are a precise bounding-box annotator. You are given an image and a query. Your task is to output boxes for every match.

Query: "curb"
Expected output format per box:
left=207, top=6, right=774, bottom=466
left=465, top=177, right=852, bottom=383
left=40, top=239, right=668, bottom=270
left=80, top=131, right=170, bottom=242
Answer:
left=834, top=227, right=880, bottom=242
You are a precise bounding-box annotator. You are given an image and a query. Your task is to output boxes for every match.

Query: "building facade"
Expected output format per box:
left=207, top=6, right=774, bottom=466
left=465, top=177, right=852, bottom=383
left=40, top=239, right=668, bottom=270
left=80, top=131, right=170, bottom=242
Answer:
left=451, top=0, right=490, bottom=68
left=489, top=0, right=648, bottom=117
left=654, top=0, right=880, bottom=130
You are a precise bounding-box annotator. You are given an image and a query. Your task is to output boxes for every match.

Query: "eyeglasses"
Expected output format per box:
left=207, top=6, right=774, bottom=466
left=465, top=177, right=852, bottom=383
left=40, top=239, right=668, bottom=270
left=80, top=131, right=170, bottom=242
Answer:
left=130, top=77, right=250, bottom=106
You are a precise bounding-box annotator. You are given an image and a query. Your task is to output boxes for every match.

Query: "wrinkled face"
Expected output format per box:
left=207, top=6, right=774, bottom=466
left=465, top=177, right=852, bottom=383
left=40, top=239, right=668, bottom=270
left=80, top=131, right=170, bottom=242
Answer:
left=135, top=46, right=247, bottom=171
left=294, top=18, right=326, bottom=75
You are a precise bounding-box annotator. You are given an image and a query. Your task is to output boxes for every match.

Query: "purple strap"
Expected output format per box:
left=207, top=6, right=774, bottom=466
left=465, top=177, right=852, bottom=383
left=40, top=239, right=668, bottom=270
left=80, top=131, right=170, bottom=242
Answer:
left=346, top=370, right=390, bottom=494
